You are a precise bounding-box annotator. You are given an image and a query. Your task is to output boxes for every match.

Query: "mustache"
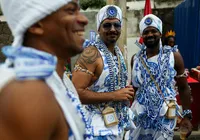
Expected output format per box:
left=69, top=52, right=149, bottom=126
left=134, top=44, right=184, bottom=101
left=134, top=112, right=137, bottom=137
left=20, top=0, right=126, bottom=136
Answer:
left=146, top=36, right=155, bottom=40
left=107, top=32, right=118, bottom=35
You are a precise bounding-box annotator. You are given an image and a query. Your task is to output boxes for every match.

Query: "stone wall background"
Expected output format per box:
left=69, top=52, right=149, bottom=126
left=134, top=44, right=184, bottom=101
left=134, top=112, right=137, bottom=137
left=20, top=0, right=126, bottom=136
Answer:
left=0, top=2, right=176, bottom=77
left=0, top=22, right=13, bottom=62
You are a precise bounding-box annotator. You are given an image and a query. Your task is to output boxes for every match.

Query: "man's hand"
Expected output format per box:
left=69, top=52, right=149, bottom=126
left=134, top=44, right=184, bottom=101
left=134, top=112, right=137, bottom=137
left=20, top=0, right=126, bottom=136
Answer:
left=112, top=85, right=135, bottom=101
left=179, top=118, right=193, bottom=138
left=196, top=65, right=200, bottom=70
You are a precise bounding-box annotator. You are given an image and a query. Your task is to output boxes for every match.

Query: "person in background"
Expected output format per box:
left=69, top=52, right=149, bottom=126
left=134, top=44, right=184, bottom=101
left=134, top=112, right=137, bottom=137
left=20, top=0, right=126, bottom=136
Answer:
left=164, top=30, right=176, bottom=47
left=0, top=0, right=90, bottom=139
left=72, top=5, right=135, bottom=140
left=129, top=14, right=192, bottom=140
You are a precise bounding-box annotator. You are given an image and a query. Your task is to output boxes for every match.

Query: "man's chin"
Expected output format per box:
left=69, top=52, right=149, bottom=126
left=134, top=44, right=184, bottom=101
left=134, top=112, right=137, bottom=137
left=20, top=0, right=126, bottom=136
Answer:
left=146, top=44, right=155, bottom=48
left=108, top=39, right=117, bottom=44
left=145, top=41, right=160, bottom=49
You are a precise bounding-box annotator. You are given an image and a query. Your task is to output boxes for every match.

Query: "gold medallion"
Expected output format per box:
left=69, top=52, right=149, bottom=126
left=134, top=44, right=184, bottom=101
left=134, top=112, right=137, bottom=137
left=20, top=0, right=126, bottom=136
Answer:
left=166, top=100, right=176, bottom=119
left=102, top=106, right=119, bottom=127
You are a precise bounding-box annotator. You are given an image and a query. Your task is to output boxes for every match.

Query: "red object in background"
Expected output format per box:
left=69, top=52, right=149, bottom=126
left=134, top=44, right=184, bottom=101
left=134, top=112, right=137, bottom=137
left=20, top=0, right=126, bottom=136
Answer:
left=187, top=76, right=199, bottom=83
left=144, top=0, right=152, bottom=16
left=139, top=37, right=144, bottom=44
left=176, top=76, right=200, bottom=130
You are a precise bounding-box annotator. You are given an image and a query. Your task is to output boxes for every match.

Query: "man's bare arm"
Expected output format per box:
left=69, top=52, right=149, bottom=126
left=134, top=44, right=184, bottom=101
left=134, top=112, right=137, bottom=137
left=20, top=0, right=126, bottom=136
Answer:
left=0, top=80, right=67, bottom=140
left=76, top=46, right=101, bottom=70
left=72, top=46, right=134, bottom=104
left=174, top=47, right=193, bottom=137
left=174, top=51, right=191, bottom=110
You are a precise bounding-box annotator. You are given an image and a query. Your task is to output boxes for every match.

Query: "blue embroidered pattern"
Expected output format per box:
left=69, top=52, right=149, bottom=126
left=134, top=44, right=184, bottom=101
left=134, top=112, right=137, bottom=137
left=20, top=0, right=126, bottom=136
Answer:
left=135, top=46, right=176, bottom=120
left=64, top=88, right=93, bottom=139
left=130, top=45, right=178, bottom=139
left=83, top=40, right=132, bottom=138
left=2, top=46, right=57, bottom=80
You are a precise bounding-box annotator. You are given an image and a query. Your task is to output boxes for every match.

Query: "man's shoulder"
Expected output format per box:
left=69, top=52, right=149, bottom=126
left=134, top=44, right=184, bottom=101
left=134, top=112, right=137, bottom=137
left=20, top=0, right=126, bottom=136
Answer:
left=0, top=80, right=65, bottom=139
left=1, top=79, right=53, bottom=96
left=83, top=45, right=99, bottom=52
left=173, top=50, right=182, bottom=61
left=77, top=45, right=101, bottom=67
left=0, top=79, right=60, bottom=122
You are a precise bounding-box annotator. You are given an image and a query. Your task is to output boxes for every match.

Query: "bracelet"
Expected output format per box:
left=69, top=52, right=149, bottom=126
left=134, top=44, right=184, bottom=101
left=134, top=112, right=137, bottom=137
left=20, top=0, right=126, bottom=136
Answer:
left=182, top=109, right=192, bottom=116
left=176, top=70, right=188, bottom=78
left=74, top=64, right=94, bottom=76
left=182, top=109, right=192, bottom=120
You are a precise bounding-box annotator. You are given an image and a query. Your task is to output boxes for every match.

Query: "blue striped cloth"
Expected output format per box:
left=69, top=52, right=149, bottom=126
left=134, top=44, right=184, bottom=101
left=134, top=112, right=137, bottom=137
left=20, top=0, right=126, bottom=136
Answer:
left=2, top=46, right=57, bottom=80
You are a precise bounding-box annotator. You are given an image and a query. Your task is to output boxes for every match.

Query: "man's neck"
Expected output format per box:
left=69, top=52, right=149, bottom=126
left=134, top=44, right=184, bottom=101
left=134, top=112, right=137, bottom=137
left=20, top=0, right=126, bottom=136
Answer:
left=56, top=58, right=66, bottom=79
left=105, top=43, right=116, bottom=55
left=146, top=45, right=160, bottom=59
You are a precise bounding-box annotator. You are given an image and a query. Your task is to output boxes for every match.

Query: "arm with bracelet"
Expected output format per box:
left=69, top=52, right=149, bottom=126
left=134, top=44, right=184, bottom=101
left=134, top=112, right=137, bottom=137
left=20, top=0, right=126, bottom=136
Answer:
left=174, top=51, right=193, bottom=137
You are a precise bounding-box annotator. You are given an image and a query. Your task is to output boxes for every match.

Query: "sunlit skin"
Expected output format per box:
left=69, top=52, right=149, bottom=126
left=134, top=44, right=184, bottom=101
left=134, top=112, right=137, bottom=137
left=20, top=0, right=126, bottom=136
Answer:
left=0, top=1, right=88, bottom=140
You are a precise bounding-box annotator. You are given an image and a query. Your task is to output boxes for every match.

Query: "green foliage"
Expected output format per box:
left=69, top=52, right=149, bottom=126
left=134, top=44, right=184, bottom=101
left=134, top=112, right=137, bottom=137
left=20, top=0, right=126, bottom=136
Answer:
left=80, top=0, right=106, bottom=10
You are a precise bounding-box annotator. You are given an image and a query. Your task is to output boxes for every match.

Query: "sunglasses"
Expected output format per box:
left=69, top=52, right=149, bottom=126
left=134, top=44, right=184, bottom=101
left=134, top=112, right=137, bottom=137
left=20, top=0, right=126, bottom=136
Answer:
left=102, top=22, right=121, bottom=31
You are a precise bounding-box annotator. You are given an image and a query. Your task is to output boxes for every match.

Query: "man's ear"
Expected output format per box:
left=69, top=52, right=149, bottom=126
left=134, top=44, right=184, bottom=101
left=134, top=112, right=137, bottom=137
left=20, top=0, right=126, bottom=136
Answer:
left=159, top=33, right=162, bottom=38
left=27, top=22, right=44, bottom=35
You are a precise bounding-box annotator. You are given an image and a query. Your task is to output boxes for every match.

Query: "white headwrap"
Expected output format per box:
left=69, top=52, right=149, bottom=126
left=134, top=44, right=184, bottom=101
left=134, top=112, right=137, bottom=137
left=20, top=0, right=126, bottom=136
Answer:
left=1, top=0, right=74, bottom=47
left=139, top=14, right=162, bottom=35
left=96, top=5, right=122, bottom=31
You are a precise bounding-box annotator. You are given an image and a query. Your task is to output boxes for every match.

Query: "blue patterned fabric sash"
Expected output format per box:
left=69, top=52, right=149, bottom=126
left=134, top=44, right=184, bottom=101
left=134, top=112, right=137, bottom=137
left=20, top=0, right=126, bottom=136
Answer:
left=1, top=46, right=57, bottom=80
left=135, top=46, right=177, bottom=120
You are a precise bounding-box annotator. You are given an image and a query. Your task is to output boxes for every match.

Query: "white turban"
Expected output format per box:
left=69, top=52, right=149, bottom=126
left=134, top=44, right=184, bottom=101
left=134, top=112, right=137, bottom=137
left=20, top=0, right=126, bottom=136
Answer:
left=1, top=0, right=74, bottom=47
left=96, top=5, right=122, bottom=31
left=139, top=14, right=162, bottom=35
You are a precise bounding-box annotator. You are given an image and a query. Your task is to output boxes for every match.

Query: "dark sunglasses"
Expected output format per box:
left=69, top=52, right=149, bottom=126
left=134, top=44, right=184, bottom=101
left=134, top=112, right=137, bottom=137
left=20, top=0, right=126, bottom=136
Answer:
left=102, top=22, right=121, bottom=31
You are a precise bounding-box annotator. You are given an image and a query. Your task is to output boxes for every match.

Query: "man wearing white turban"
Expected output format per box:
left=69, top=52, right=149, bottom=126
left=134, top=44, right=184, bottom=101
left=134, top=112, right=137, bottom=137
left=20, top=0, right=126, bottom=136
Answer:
left=0, top=0, right=89, bottom=140
left=129, top=14, right=193, bottom=139
left=72, top=5, right=135, bottom=140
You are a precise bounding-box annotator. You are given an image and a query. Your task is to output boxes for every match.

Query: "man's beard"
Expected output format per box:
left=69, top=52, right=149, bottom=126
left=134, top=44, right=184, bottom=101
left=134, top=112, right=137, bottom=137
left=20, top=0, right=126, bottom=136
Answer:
left=145, top=38, right=160, bottom=49
left=106, top=32, right=119, bottom=44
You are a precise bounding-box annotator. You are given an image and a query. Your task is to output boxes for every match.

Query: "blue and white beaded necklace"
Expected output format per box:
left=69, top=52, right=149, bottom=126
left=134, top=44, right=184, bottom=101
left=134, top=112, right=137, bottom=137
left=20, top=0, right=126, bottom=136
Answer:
left=96, top=40, right=128, bottom=91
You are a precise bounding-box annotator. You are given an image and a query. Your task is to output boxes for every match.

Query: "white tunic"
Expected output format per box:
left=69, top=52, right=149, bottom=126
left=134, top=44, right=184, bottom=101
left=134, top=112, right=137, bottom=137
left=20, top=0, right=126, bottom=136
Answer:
left=129, top=46, right=178, bottom=140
